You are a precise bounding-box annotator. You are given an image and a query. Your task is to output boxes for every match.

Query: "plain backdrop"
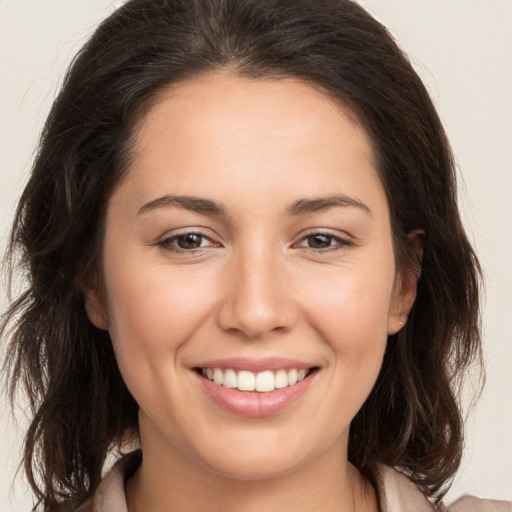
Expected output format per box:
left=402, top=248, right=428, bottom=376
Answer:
left=1, top=1, right=511, bottom=510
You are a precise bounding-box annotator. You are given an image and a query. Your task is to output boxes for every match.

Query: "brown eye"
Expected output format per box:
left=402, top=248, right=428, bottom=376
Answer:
left=305, top=234, right=335, bottom=249
left=295, top=232, right=352, bottom=252
left=158, top=232, right=215, bottom=252
left=176, top=233, right=205, bottom=249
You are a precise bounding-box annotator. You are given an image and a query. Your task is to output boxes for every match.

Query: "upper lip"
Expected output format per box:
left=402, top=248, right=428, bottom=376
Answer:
left=194, top=357, right=316, bottom=373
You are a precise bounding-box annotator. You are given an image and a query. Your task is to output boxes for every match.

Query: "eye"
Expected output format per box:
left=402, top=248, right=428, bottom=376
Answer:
left=173, top=233, right=208, bottom=249
left=158, top=232, right=218, bottom=252
left=296, top=232, right=351, bottom=251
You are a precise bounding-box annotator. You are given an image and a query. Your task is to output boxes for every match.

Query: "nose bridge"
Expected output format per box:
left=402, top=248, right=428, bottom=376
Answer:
left=217, top=240, right=296, bottom=339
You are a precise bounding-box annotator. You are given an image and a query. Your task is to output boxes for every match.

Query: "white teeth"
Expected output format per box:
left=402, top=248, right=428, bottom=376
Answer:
left=274, top=369, right=288, bottom=389
left=255, top=370, right=274, bottom=392
left=237, top=370, right=256, bottom=391
left=288, top=368, right=298, bottom=386
left=202, top=367, right=312, bottom=392
left=223, top=369, right=238, bottom=388
left=213, top=368, right=223, bottom=385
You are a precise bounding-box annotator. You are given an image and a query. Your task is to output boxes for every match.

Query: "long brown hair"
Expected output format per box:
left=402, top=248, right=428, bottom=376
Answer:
left=1, top=0, right=482, bottom=509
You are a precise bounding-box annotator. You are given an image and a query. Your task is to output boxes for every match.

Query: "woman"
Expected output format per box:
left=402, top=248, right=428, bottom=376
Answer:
left=1, top=0, right=510, bottom=511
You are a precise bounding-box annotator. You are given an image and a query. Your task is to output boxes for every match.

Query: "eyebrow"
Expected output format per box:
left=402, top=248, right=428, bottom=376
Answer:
left=137, top=193, right=371, bottom=217
left=138, top=195, right=227, bottom=216
left=286, top=195, right=372, bottom=216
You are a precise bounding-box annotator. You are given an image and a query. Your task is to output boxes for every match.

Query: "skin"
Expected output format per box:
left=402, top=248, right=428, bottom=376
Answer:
left=85, top=71, right=421, bottom=512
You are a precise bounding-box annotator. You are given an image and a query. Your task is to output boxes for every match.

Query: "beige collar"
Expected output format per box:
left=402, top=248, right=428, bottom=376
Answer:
left=81, top=450, right=510, bottom=512
left=371, top=463, right=439, bottom=512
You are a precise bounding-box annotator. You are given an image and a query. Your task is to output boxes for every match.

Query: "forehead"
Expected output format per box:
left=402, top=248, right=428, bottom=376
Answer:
left=134, top=71, right=372, bottom=160
left=116, top=71, right=386, bottom=218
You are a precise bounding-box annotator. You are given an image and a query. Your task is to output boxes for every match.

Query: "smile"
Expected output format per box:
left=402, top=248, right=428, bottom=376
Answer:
left=200, top=367, right=314, bottom=392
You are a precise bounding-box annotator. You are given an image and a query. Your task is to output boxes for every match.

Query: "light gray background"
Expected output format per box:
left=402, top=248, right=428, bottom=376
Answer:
left=1, top=1, right=511, bottom=510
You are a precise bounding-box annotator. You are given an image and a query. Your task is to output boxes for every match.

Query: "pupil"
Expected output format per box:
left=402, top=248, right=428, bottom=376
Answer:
left=309, top=234, right=331, bottom=249
left=178, top=234, right=202, bottom=249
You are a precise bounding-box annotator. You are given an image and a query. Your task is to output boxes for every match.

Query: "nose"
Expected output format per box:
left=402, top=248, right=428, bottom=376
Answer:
left=216, top=246, right=298, bottom=340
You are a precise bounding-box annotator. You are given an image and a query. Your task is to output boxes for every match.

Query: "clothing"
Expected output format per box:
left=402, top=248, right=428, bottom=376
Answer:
left=374, top=464, right=511, bottom=512
left=78, top=450, right=511, bottom=512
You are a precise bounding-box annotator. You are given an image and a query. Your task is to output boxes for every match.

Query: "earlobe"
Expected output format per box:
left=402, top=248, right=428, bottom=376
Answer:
left=83, top=286, right=109, bottom=330
left=387, top=229, right=425, bottom=335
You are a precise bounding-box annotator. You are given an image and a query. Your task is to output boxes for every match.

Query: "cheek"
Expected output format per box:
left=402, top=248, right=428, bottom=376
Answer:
left=101, top=258, right=222, bottom=424
left=300, top=257, right=394, bottom=388
left=285, top=260, right=394, bottom=442
left=304, top=264, right=395, bottom=344
left=103, top=255, right=219, bottom=369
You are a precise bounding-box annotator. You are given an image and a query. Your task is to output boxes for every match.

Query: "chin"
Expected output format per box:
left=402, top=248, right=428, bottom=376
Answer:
left=203, top=451, right=306, bottom=482
left=188, top=430, right=328, bottom=482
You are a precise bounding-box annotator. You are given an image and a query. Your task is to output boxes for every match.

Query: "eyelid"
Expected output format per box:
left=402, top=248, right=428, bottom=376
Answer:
left=153, top=227, right=353, bottom=255
left=293, top=229, right=354, bottom=252
left=156, top=228, right=222, bottom=253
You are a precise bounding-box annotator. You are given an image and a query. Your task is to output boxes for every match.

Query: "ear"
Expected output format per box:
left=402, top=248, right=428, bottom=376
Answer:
left=387, top=229, right=425, bottom=335
left=83, top=283, right=109, bottom=330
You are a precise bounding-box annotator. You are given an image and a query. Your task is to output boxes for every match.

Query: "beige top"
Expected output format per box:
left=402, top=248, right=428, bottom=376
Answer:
left=78, top=451, right=511, bottom=512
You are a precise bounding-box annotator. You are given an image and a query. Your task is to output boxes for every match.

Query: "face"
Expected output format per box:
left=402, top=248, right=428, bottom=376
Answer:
left=85, top=72, right=417, bottom=481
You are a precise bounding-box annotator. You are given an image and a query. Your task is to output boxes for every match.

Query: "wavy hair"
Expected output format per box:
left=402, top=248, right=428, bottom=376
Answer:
left=1, top=0, right=482, bottom=509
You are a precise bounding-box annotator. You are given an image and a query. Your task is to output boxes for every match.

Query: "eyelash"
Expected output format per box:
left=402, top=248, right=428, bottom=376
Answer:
left=156, top=230, right=352, bottom=255
left=294, top=232, right=352, bottom=253
left=157, top=232, right=219, bottom=254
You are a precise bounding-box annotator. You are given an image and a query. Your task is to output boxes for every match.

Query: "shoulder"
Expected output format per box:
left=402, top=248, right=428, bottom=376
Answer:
left=79, top=455, right=511, bottom=512
left=75, top=450, right=141, bottom=512
left=371, top=464, right=435, bottom=512
left=448, top=496, right=512, bottom=512
left=371, top=464, right=512, bottom=512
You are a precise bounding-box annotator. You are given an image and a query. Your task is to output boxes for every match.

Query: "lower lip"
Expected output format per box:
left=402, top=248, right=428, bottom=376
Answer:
left=194, top=371, right=315, bottom=417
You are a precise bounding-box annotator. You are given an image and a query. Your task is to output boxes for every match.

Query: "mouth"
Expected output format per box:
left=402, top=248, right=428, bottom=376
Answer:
left=194, top=366, right=319, bottom=393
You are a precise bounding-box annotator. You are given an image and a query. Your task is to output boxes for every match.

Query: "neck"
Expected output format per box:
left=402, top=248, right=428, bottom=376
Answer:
left=125, top=433, right=377, bottom=512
